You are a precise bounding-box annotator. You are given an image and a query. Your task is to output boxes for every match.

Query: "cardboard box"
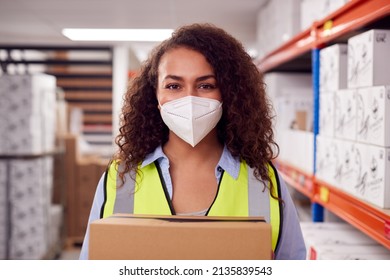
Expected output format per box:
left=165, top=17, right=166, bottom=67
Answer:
left=345, top=142, right=390, bottom=209
left=320, top=44, right=348, bottom=92
left=310, top=244, right=390, bottom=260
left=300, top=0, right=347, bottom=31
left=274, top=95, right=313, bottom=131
left=89, top=214, right=272, bottom=260
left=0, top=158, right=53, bottom=259
left=263, top=72, right=312, bottom=100
left=0, top=74, right=56, bottom=155
left=300, top=221, right=382, bottom=260
left=257, top=0, right=301, bottom=57
left=348, top=29, right=390, bottom=88
left=76, top=159, right=106, bottom=237
left=334, top=89, right=357, bottom=141
left=276, top=129, right=314, bottom=174
left=356, top=86, right=390, bottom=147
left=319, top=92, right=335, bottom=137
left=63, top=134, right=79, bottom=238
left=0, top=161, right=6, bottom=259
left=335, top=139, right=359, bottom=191
left=315, top=135, right=340, bottom=187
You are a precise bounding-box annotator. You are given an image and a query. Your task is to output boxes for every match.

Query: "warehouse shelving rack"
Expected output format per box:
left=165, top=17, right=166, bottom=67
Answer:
left=0, top=150, right=66, bottom=260
left=257, top=0, right=390, bottom=250
left=0, top=45, right=114, bottom=147
left=0, top=45, right=114, bottom=259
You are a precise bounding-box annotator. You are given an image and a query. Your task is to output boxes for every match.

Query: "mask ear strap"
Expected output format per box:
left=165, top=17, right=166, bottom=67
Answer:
left=157, top=99, right=163, bottom=110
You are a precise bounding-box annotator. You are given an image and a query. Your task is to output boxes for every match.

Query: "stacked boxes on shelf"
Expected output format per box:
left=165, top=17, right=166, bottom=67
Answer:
left=0, top=74, right=57, bottom=154
left=0, top=73, right=62, bottom=259
left=347, top=30, right=390, bottom=89
left=48, top=204, right=63, bottom=255
left=318, top=43, right=348, bottom=138
left=317, top=29, right=390, bottom=209
left=0, top=161, right=6, bottom=259
left=300, top=0, right=349, bottom=31
left=0, top=158, right=59, bottom=260
left=63, top=134, right=109, bottom=242
left=316, top=43, right=348, bottom=188
left=7, top=157, right=53, bottom=259
left=257, top=0, right=349, bottom=58
left=265, top=72, right=314, bottom=174
left=300, top=222, right=390, bottom=259
left=256, top=0, right=302, bottom=58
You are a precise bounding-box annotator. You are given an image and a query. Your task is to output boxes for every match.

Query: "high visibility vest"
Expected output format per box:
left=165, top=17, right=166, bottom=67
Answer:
left=100, top=160, right=282, bottom=252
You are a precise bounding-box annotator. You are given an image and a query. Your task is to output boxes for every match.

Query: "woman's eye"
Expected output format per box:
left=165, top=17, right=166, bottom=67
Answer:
left=165, top=84, right=181, bottom=90
left=198, top=83, right=216, bottom=90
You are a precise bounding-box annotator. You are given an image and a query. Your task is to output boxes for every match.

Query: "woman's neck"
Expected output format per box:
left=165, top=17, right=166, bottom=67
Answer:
left=163, top=130, right=223, bottom=166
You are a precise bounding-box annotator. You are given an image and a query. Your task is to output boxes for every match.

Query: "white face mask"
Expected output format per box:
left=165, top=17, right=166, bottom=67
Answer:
left=160, top=96, right=223, bottom=147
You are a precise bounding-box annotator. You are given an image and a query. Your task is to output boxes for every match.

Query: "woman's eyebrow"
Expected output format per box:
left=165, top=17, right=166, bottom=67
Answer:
left=162, top=74, right=216, bottom=82
left=195, top=75, right=216, bottom=82
left=163, top=75, right=183, bottom=81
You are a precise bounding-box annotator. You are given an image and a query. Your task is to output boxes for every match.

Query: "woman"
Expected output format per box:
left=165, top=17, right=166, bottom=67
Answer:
left=79, top=23, right=306, bottom=260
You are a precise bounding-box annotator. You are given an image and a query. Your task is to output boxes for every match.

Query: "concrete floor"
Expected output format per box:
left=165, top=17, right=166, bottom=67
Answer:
left=59, top=248, right=81, bottom=260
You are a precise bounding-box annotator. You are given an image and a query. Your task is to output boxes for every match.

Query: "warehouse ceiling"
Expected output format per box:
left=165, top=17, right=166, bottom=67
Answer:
left=0, top=0, right=268, bottom=61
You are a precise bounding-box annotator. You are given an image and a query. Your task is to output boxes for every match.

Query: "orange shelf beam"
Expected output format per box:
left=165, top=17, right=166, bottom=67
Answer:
left=275, top=160, right=390, bottom=250
left=316, top=0, right=390, bottom=47
left=257, top=0, right=390, bottom=72
left=256, top=29, right=314, bottom=72
left=261, top=0, right=390, bottom=252
left=313, top=179, right=390, bottom=250
left=273, top=159, right=314, bottom=199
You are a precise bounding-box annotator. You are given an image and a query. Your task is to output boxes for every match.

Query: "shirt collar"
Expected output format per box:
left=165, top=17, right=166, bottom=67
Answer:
left=141, top=144, right=241, bottom=180
left=141, top=145, right=167, bottom=168
left=217, top=145, right=240, bottom=179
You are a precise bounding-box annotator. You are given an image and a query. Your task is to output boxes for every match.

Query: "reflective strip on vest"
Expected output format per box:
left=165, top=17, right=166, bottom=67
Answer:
left=101, top=160, right=281, bottom=251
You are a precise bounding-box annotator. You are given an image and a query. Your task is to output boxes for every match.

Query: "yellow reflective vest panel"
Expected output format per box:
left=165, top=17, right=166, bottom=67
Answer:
left=101, top=160, right=282, bottom=252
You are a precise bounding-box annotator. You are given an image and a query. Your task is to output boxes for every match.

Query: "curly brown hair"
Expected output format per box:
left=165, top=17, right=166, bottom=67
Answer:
left=114, top=23, right=279, bottom=193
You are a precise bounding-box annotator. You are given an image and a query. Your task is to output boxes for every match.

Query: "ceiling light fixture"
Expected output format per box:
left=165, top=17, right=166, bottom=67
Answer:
left=62, top=28, right=174, bottom=42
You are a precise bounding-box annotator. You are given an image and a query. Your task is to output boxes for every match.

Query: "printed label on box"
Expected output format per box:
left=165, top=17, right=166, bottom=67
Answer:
left=334, top=89, right=357, bottom=141
left=356, top=86, right=390, bottom=147
left=348, top=29, right=390, bottom=88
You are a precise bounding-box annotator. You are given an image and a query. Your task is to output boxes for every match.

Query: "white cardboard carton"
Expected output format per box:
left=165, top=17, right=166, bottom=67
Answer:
left=300, top=221, right=381, bottom=260
left=300, top=0, right=328, bottom=31
left=334, top=89, right=357, bottom=141
left=257, top=0, right=301, bottom=57
left=334, top=139, right=360, bottom=191
left=0, top=161, right=6, bottom=259
left=356, top=86, right=390, bottom=147
left=320, top=44, right=348, bottom=92
left=300, top=0, right=349, bottom=31
left=1, top=157, right=54, bottom=259
left=274, top=95, right=313, bottom=131
left=324, top=140, right=390, bottom=208
left=264, top=72, right=312, bottom=100
left=0, top=74, right=57, bottom=155
left=348, top=29, right=390, bottom=88
left=276, top=129, right=314, bottom=174
left=347, top=143, right=390, bottom=208
left=310, top=244, right=390, bottom=260
left=315, top=135, right=340, bottom=188
left=319, top=92, right=335, bottom=137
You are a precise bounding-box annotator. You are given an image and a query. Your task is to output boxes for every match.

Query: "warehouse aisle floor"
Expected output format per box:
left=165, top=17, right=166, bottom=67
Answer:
left=59, top=248, right=81, bottom=260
